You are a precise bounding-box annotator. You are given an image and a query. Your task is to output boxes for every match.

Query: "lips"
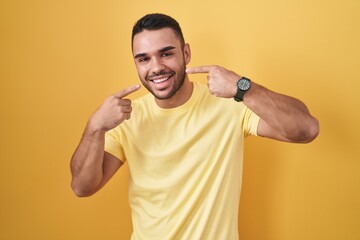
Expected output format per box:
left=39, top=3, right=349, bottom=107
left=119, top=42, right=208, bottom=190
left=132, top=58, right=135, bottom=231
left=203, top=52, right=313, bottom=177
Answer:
left=149, top=73, right=174, bottom=83
left=148, top=73, right=174, bottom=82
left=147, top=74, right=174, bottom=90
left=152, top=76, right=170, bottom=83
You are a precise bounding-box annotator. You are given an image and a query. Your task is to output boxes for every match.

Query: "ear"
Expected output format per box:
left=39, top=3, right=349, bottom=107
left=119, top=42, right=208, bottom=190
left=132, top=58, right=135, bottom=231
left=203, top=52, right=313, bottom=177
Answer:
left=183, top=43, right=191, bottom=65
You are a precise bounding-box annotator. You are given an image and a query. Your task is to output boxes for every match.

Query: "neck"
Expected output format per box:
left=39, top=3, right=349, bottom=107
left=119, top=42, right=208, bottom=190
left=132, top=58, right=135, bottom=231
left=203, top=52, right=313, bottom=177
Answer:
left=155, top=76, right=193, bottom=109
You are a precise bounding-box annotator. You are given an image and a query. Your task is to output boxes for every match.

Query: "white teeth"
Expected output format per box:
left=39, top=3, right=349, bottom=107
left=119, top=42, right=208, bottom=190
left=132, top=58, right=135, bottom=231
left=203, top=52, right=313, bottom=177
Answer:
left=153, top=77, right=168, bottom=83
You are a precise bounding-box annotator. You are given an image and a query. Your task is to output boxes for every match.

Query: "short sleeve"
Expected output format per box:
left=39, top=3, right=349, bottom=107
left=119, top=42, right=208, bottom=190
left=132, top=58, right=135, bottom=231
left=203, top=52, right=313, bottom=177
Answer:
left=242, top=107, right=260, bottom=137
left=104, top=128, right=126, bottom=163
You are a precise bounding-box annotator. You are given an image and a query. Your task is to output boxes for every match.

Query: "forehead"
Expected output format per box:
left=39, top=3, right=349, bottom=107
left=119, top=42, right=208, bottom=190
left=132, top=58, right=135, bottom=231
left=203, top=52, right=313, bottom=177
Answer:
left=132, top=28, right=182, bottom=55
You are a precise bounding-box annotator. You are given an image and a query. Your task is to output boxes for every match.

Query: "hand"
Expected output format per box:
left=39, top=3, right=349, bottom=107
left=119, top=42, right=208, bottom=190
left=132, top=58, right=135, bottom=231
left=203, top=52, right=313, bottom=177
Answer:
left=89, top=84, right=141, bottom=132
left=186, top=65, right=241, bottom=98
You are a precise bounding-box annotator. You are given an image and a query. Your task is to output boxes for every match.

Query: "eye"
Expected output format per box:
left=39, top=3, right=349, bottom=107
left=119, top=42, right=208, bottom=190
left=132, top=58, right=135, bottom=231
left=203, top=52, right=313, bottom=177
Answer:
left=138, top=57, right=149, bottom=63
left=161, top=52, right=173, bottom=57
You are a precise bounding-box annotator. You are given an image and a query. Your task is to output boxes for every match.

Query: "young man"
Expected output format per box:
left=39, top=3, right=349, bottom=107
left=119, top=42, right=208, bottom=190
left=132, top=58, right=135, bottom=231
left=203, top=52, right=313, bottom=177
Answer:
left=71, top=13, right=319, bottom=239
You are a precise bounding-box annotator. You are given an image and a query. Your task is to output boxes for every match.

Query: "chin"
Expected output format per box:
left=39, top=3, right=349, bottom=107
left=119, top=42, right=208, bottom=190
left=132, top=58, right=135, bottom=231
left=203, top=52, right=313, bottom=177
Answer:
left=153, top=91, right=175, bottom=100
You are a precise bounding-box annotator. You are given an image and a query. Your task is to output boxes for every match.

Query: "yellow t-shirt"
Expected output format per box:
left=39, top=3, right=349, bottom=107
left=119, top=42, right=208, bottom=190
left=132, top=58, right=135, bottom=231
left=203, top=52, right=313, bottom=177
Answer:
left=105, top=81, right=260, bottom=240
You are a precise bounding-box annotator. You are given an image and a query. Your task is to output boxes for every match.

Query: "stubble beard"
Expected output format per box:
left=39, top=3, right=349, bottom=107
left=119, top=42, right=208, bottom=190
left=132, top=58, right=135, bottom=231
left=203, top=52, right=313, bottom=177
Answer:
left=143, top=61, right=186, bottom=100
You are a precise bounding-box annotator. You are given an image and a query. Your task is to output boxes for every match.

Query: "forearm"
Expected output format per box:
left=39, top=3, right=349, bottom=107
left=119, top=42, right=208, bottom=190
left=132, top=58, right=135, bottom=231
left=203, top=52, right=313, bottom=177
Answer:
left=70, top=120, right=106, bottom=197
left=244, top=82, right=319, bottom=142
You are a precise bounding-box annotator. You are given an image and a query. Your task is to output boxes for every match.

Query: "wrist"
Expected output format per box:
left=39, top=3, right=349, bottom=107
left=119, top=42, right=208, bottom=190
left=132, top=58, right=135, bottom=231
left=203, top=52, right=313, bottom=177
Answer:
left=234, top=77, right=251, bottom=102
left=86, top=117, right=107, bottom=136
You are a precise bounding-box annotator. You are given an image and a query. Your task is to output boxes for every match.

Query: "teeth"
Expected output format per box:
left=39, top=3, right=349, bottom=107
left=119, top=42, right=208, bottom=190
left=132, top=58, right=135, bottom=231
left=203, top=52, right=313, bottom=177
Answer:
left=153, top=77, right=169, bottom=83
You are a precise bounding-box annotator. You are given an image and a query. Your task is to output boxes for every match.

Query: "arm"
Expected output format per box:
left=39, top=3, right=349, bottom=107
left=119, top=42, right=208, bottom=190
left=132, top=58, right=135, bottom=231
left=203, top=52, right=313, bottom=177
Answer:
left=70, top=84, right=141, bottom=197
left=70, top=124, right=122, bottom=197
left=186, top=65, right=319, bottom=143
left=244, top=82, right=319, bottom=143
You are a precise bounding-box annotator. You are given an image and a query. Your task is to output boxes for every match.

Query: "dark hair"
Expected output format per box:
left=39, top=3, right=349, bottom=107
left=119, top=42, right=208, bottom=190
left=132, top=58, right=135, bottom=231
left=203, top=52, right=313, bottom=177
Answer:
left=132, top=13, right=185, bottom=48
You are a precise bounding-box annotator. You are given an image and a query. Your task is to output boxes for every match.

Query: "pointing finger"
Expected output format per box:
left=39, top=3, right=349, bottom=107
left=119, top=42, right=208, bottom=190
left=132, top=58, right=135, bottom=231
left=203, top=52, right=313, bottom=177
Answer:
left=113, top=84, right=141, bottom=99
left=186, top=65, right=214, bottom=74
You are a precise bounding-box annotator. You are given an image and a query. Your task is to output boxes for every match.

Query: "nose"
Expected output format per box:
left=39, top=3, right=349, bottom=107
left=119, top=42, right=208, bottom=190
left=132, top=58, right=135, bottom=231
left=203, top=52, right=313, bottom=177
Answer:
left=149, top=57, right=165, bottom=75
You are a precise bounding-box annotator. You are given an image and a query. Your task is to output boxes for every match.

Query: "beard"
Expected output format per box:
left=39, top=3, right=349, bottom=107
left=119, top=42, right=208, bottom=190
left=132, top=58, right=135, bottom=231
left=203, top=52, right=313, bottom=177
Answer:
left=142, top=60, right=186, bottom=100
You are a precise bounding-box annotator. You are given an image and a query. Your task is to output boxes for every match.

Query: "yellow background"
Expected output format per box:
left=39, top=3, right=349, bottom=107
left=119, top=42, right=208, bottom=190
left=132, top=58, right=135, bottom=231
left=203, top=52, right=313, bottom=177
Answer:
left=1, top=0, right=359, bottom=239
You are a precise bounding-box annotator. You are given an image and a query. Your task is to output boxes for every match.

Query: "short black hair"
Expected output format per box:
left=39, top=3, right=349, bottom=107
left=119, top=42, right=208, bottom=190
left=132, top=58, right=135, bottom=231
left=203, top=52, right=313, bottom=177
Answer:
left=132, top=13, right=185, bottom=48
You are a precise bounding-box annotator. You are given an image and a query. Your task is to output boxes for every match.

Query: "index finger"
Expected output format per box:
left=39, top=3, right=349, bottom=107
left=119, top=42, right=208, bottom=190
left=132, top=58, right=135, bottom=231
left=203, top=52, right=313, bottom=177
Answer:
left=113, top=84, right=141, bottom=98
left=186, top=65, right=214, bottom=74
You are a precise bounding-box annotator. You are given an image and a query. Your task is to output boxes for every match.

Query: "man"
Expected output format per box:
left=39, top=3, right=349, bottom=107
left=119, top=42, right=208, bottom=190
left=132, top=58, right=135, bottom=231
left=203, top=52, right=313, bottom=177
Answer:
left=71, top=13, right=319, bottom=239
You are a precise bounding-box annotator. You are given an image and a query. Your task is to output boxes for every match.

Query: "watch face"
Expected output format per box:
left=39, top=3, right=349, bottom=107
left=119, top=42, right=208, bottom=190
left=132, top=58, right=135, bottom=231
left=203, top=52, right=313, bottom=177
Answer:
left=238, top=78, right=251, bottom=91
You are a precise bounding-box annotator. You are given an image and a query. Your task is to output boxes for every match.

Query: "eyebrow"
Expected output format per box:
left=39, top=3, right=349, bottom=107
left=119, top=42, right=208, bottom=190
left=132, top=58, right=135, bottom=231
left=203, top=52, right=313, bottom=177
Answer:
left=134, top=46, right=176, bottom=59
left=159, top=46, right=176, bottom=52
left=134, top=53, right=146, bottom=59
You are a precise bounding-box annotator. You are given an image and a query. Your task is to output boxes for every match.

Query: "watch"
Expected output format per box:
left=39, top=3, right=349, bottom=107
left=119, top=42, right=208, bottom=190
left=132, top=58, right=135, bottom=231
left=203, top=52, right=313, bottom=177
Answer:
left=234, top=77, right=251, bottom=102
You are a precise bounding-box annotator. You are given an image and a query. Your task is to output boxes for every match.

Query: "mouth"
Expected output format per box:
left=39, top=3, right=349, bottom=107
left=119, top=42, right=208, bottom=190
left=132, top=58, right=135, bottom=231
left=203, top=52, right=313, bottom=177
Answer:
left=148, top=73, right=174, bottom=85
left=152, top=76, right=171, bottom=83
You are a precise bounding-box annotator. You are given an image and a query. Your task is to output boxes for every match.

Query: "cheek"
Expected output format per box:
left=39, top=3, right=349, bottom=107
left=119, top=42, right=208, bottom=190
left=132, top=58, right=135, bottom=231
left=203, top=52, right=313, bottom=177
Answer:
left=135, top=65, right=148, bottom=79
left=168, top=59, right=183, bottom=71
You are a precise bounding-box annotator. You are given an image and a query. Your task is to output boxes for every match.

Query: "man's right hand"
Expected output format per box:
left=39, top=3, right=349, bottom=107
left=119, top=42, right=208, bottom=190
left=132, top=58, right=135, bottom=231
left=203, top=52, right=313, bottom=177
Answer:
left=88, top=84, right=141, bottom=132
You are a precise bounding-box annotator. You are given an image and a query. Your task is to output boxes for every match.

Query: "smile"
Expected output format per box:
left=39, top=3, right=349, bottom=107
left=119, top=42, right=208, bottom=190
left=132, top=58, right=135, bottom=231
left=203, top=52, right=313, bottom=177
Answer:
left=153, top=77, right=169, bottom=83
left=149, top=74, right=174, bottom=83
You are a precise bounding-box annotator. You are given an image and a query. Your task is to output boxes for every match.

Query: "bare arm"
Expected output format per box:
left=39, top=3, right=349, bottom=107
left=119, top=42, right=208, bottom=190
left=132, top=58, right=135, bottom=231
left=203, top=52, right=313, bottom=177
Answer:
left=70, top=124, right=123, bottom=197
left=244, top=82, right=319, bottom=143
left=70, top=84, right=141, bottom=197
left=186, top=65, right=319, bottom=143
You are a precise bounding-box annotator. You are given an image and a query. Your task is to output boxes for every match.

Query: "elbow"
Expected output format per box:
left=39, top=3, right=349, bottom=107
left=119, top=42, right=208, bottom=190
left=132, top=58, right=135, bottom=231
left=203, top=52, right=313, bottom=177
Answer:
left=306, top=117, right=320, bottom=142
left=70, top=165, right=101, bottom=198
left=71, top=180, right=96, bottom=198
left=72, top=189, right=93, bottom=198
left=298, top=117, right=320, bottom=143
